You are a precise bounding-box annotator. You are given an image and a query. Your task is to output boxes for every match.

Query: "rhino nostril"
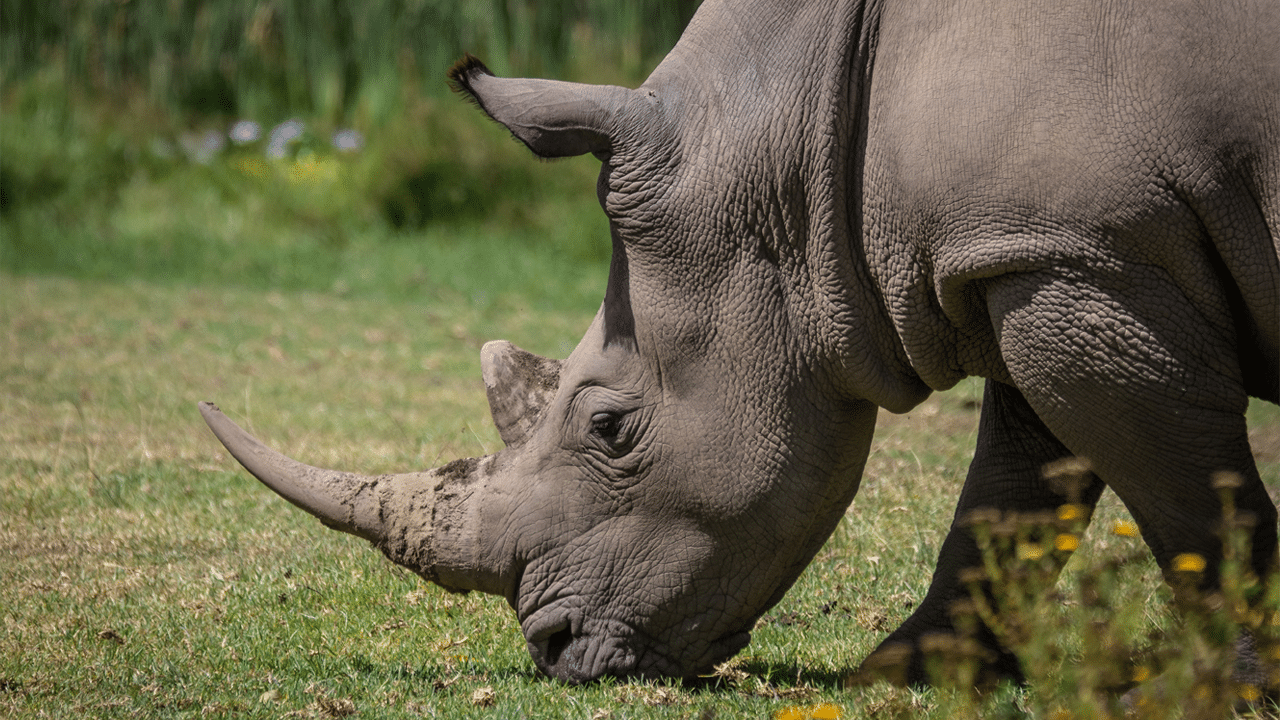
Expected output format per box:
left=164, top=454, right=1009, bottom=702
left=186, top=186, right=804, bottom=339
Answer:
left=544, top=626, right=574, bottom=667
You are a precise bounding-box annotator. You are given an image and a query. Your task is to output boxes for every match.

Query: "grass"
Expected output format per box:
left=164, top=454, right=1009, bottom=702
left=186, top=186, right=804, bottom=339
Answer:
left=4, top=269, right=1278, bottom=719
left=0, top=63, right=614, bottom=296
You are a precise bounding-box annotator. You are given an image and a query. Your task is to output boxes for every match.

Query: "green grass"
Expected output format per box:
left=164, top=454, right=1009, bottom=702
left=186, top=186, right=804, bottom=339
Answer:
left=4, top=270, right=1278, bottom=718
left=0, top=65, right=614, bottom=299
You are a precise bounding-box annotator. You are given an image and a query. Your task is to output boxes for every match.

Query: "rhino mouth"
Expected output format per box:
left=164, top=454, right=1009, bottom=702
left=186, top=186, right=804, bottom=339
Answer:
left=522, top=602, right=635, bottom=682
left=521, top=601, right=751, bottom=683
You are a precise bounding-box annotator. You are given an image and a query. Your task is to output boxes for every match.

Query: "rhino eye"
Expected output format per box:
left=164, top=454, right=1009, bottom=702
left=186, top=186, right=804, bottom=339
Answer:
left=583, top=406, right=646, bottom=470
left=589, top=411, right=622, bottom=441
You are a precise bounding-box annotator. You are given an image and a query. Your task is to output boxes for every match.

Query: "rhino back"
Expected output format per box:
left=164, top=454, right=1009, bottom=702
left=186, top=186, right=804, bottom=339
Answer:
left=860, top=0, right=1280, bottom=397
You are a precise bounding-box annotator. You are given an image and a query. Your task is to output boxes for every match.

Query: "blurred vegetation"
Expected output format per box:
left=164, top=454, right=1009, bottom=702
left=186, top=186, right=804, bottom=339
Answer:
left=949, top=467, right=1278, bottom=718
left=1, top=0, right=701, bottom=121
left=0, top=0, right=701, bottom=292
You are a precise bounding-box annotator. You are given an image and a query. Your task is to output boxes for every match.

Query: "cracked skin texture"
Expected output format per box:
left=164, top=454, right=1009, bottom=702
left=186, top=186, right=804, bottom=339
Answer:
left=204, top=0, right=1279, bottom=688
left=856, top=0, right=1278, bottom=683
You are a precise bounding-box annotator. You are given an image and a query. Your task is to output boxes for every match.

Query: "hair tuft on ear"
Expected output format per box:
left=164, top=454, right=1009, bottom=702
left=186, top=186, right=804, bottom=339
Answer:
left=446, top=53, right=492, bottom=105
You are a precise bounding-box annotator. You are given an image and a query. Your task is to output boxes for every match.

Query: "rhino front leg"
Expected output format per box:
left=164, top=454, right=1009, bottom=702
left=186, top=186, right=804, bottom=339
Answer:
left=986, top=268, right=1278, bottom=699
left=987, top=269, right=1278, bottom=591
left=859, top=379, right=1105, bottom=686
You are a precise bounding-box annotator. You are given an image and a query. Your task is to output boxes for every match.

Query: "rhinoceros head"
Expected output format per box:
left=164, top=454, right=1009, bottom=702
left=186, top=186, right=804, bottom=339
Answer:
left=203, top=7, right=932, bottom=682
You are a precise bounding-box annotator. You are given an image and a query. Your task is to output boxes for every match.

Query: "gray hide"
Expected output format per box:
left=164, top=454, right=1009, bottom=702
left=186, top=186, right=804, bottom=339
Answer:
left=202, top=0, right=1279, bottom=687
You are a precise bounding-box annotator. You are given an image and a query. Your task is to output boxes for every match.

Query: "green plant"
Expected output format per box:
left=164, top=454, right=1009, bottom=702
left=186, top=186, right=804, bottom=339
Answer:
left=1, top=0, right=694, bottom=286
left=1, top=0, right=702, bottom=124
left=934, top=462, right=1280, bottom=719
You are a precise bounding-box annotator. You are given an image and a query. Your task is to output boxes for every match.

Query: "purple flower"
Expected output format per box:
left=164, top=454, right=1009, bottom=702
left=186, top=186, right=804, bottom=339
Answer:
left=267, top=119, right=306, bottom=159
left=332, top=128, right=364, bottom=153
left=230, top=120, right=262, bottom=144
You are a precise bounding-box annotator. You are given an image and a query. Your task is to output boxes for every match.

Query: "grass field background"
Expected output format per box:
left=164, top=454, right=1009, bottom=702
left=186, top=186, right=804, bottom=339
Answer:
left=5, top=273, right=1276, bottom=719
left=3, top=2, right=1279, bottom=717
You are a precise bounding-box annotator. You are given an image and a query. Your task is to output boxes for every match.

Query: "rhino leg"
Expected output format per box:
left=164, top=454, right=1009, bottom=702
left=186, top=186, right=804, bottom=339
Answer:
left=988, top=269, right=1278, bottom=588
left=969, top=269, right=1276, bottom=695
left=860, top=379, right=1105, bottom=686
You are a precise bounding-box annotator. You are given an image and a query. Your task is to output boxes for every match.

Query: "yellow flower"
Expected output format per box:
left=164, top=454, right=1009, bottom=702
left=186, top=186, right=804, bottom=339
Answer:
left=1111, top=520, right=1139, bottom=537
left=1057, top=504, right=1084, bottom=522
left=288, top=154, right=340, bottom=186
left=1238, top=684, right=1262, bottom=702
left=774, top=704, right=843, bottom=720
left=1054, top=533, right=1079, bottom=552
left=1172, top=553, right=1206, bottom=573
left=1132, top=665, right=1151, bottom=683
left=1017, top=543, right=1045, bottom=561
left=234, top=156, right=270, bottom=180
left=810, top=704, right=842, bottom=720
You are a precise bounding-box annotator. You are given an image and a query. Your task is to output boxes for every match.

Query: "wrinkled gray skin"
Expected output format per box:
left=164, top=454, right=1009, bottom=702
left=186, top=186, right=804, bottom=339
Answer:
left=202, top=0, right=1279, bottom=686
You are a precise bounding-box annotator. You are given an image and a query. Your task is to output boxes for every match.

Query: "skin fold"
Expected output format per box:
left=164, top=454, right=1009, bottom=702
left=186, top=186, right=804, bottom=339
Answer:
left=202, top=0, right=1279, bottom=688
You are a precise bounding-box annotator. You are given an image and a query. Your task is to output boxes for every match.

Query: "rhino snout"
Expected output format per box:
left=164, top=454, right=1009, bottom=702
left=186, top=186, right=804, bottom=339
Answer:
left=520, top=599, right=753, bottom=682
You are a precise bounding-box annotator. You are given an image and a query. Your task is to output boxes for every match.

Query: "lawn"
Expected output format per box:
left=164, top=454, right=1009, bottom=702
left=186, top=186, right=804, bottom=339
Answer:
left=3, top=267, right=1277, bottom=718
left=0, top=269, right=932, bottom=719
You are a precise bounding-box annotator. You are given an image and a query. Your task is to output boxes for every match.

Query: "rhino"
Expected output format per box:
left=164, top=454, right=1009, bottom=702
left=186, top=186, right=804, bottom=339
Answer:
left=201, top=0, right=1279, bottom=687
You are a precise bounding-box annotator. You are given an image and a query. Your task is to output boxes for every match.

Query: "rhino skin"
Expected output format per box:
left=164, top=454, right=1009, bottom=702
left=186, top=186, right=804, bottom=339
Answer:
left=202, top=0, right=1279, bottom=688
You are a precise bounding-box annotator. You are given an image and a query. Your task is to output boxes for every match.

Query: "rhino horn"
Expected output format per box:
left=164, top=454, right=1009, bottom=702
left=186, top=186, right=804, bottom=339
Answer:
left=481, top=340, right=562, bottom=448
left=447, top=53, right=655, bottom=158
left=198, top=401, right=508, bottom=596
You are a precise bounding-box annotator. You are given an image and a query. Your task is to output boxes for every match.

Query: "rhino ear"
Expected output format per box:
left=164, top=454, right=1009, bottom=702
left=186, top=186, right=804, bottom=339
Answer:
left=480, top=340, right=562, bottom=447
left=448, top=54, right=650, bottom=158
